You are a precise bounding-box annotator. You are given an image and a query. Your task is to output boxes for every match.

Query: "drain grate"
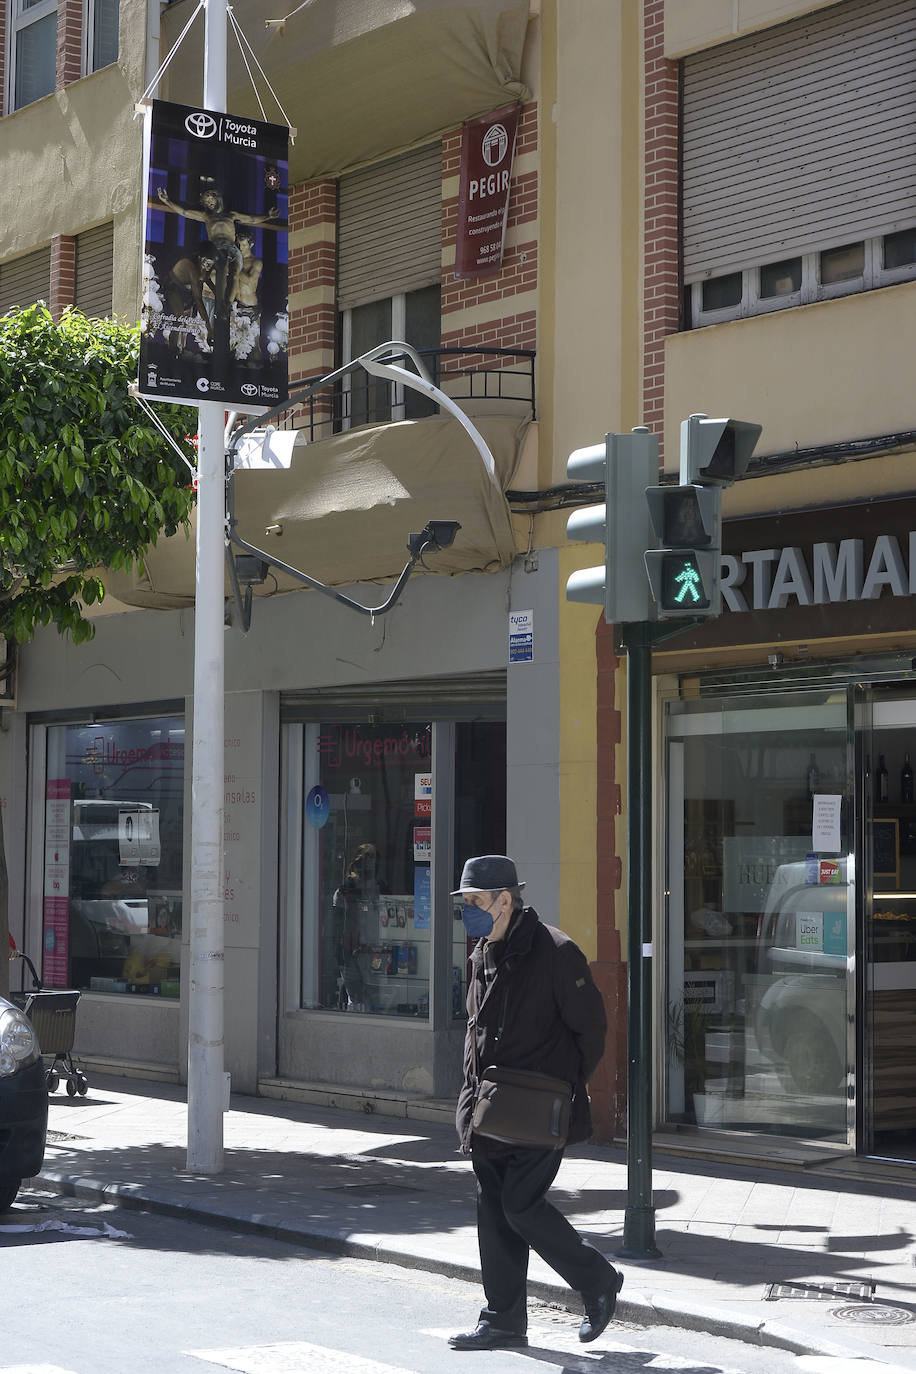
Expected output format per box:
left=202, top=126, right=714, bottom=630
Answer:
left=832, top=1305, right=915, bottom=1326
left=766, top=1279, right=876, bottom=1302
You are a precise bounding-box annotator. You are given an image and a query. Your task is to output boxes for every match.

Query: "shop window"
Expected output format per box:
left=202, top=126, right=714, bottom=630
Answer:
left=313, top=722, right=433, bottom=1016
left=294, top=715, right=505, bottom=1020
left=42, top=717, right=185, bottom=995
left=665, top=691, right=851, bottom=1141
left=10, top=0, right=57, bottom=110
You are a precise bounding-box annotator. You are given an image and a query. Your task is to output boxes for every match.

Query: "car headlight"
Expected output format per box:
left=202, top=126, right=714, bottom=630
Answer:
left=0, top=1006, right=40, bottom=1076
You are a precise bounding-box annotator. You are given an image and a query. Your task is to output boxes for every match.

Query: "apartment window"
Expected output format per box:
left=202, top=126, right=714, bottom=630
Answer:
left=10, top=0, right=57, bottom=110
left=683, top=0, right=916, bottom=329
left=338, top=143, right=441, bottom=427
left=87, top=0, right=118, bottom=71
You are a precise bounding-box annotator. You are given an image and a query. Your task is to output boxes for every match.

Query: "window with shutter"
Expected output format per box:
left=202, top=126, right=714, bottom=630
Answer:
left=75, top=223, right=114, bottom=318
left=0, top=245, right=52, bottom=314
left=683, top=0, right=916, bottom=326
left=338, top=142, right=442, bottom=427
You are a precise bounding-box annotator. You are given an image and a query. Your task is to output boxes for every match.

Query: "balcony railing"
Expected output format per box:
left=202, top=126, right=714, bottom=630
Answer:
left=276, top=346, right=536, bottom=443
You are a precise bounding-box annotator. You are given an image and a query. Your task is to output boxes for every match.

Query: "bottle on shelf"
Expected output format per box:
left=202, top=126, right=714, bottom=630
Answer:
left=806, top=753, right=820, bottom=798
left=876, top=754, right=889, bottom=805
left=902, top=752, right=914, bottom=805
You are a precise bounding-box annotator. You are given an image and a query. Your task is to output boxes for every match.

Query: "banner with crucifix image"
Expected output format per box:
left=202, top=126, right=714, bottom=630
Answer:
left=138, top=99, right=289, bottom=410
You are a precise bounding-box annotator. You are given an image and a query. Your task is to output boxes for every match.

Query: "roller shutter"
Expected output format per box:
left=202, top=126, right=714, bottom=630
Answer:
left=281, top=672, right=506, bottom=723
left=0, top=246, right=51, bottom=314
left=337, top=142, right=442, bottom=311
left=683, top=0, right=916, bottom=282
left=75, top=223, right=114, bottom=318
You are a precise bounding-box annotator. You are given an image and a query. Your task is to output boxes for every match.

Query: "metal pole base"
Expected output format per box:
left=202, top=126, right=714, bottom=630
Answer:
left=618, top=1205, right=662, bottom=1260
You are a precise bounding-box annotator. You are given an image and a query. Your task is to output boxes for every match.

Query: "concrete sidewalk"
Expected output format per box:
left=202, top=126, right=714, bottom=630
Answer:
left=26, top=1074, right=916, bottom=1369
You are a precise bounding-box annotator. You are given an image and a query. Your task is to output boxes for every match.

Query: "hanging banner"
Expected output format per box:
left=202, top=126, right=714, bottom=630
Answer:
left=454, top=102, right=520, bottom=279
left=138, top=99, right=289, bottom=410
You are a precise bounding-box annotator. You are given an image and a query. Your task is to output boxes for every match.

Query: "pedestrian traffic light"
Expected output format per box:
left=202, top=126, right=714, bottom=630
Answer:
left=644, top=484, right=721, bottom=617
left=644, top=413, right=762, bottom=620
left=565, top=428, right=658, bottom=626
left=679, top=413, right=762, bottom=486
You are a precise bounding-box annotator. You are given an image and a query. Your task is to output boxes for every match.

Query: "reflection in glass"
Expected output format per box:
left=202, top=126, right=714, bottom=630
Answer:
left=44, top=718, right=185, bottom=995
left=701, top=273, right=742, bottom=312
left=666, top=692, right=849, bottom=1140
left=759, top=258, right=802, bottom=298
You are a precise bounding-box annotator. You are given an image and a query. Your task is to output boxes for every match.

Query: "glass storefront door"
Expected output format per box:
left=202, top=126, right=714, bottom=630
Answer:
left=862, top=691, right=916, bottom=1161
left=665, top=689, right=853, bottom=1141
left=284, top=715, right=505, bottom=1022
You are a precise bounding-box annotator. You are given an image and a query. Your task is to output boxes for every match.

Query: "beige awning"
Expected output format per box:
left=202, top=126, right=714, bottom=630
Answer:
left=160, top=0, right=531, bottom=182
left=105, top=413, right=528, bottom=610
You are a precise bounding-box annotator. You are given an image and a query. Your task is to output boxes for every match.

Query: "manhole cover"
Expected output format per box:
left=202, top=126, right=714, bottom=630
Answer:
left=832, top=1305, right=915, bottom=1326
left=766, top=1280, right=875, bottom=1302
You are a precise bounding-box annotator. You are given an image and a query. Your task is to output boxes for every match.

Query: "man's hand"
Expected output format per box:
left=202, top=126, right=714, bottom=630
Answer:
left=157, top=186, right=169, bottom=203
left=266, top=205, right=279, bottom=220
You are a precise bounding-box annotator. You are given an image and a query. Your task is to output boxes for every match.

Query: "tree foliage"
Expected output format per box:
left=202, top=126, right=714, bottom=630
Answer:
left=0, top=305, right=196, bottom=645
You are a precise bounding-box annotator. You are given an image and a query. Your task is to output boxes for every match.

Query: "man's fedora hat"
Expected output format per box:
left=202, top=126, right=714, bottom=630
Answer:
left=451, top=855, right=525, bottom=896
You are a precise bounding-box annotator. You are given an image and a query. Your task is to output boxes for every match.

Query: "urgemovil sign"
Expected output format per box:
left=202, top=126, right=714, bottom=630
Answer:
left=722, top=532, right=916, bottom=613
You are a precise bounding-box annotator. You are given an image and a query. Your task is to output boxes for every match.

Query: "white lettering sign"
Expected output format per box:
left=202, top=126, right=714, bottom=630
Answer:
left=722, top=531, right=916, bottom=613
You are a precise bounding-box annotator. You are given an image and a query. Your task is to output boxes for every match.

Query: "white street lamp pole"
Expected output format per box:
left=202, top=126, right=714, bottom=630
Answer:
left=187, top=0, right=227, bottom=1174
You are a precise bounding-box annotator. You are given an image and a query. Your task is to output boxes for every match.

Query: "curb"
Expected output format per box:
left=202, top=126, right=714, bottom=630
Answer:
left=37, top=1165, right=910, bottom=1367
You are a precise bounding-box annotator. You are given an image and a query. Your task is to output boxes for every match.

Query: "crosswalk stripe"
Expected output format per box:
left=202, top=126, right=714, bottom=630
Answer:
left=190, top=1343, right=419, bottom=1374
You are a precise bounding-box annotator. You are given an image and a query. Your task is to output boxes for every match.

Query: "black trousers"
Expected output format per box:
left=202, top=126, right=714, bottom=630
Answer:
left=472, top=1146, right=614, bottom=1333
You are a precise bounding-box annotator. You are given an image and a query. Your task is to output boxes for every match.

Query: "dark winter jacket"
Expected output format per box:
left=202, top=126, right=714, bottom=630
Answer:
left=455, top=906, right=607, bottom=1154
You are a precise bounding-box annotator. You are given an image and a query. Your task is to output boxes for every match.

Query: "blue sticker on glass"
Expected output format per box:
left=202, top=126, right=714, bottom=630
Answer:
left=305, top=785, right=330, bottom=829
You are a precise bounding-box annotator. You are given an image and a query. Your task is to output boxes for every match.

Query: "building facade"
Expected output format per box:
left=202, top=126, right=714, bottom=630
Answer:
left=0, top=0, right=636, bottom=1131
left=643, top=0, right=916, bottom=1164
left=4, top=0, right=913, bottom=1170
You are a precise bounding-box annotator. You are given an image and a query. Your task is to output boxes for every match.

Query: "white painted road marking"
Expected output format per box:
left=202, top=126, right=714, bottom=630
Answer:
left=190, top=1343, right=419, bottom=1374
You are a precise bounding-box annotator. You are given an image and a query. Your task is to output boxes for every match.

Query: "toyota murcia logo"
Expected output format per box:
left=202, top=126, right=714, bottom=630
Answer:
left=185, top=112, right=217, bottom=139
left=241, top=384, right=258, bottom=397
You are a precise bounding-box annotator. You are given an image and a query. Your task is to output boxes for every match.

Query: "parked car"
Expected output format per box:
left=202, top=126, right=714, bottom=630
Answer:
left=0, top=991, right=48, bottom=1212
left=754, top=860, right=848, bottom=1094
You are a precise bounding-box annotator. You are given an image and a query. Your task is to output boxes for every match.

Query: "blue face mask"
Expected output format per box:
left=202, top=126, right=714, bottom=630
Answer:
left=462, top=899, right=496, bottom=940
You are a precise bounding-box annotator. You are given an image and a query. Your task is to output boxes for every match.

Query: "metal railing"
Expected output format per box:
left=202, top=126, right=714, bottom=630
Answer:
left=276, top=346, right=536, bottom=442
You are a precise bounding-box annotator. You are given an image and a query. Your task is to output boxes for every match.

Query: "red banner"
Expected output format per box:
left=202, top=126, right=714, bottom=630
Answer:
left=454, top=103, right=520, bottom=279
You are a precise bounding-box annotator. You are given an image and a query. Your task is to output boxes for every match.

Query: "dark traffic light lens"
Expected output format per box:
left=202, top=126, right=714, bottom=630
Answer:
left=660, top=552, right=711, bottom=610
left=662, top=489, right=712, bottom=546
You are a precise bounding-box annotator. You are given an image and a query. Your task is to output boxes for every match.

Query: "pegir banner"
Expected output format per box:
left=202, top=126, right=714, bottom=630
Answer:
left=139, top=99, right=289, bottom=410
left=454, top=102, right=520, bottom=279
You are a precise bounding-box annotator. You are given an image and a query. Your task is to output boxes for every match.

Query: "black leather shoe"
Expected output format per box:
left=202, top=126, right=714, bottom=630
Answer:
left=579, top=1267, right=624, bottom=1343
left=448, top=1323, right=528, bottom=1351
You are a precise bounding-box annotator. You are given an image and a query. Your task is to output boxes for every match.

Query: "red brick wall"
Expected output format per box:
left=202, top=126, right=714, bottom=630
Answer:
left=441, top=102, right=538, bottom=335
left=56, top=0, right=83, bottom=90
left=642, top=0, right=680, bottom=460
left=0, top=1, right=6, bottom=115
left=287, top=180, right=336, bottom=424
left=50, top=234, right=76, bottom=320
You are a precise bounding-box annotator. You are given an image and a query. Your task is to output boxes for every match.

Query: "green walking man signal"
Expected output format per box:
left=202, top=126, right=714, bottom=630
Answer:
left=644, top=413, right=762, bottom=621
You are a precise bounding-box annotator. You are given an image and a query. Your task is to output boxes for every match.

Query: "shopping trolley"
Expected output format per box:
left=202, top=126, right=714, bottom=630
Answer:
left=12, top=952, right=87, bottom=1096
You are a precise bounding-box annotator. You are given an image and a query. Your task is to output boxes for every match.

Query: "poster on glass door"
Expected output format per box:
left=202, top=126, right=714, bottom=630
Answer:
left=138, top=99, right=289, bottom=410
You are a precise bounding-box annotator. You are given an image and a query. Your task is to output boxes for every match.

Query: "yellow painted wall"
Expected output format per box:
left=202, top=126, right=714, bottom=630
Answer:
left=0, top=0, right=149, bottom=318
left=664, top=281, right=916, bottom=480
left=665, top=0, right=842, bottom=57
left=544, top=2, right=640, bottom=955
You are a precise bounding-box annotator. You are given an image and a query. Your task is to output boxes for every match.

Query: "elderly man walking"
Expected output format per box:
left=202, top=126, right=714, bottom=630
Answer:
left=449, top=854, right=623, bottom=1351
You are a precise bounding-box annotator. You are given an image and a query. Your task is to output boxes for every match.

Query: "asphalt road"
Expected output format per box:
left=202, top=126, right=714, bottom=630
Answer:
left=0, top=1187, right=877, bottom=1374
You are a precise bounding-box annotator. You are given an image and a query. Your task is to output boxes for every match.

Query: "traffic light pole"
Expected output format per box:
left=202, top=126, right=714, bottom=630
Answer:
left=618, top=620, right=662, bottom=1259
